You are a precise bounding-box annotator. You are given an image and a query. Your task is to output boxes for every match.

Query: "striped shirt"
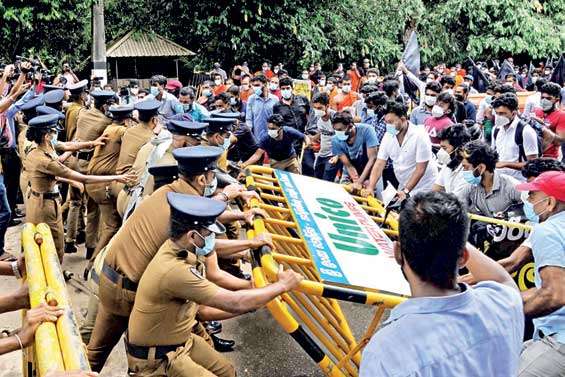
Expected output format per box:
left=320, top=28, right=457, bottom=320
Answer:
left=461, top=171, right=522, bottom=217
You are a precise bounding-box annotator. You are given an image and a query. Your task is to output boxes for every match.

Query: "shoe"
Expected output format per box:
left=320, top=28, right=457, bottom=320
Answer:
left=205, top=321, right=222, bottom=335
left=64, top=242, right=77, bottom=254
left=8, top=218, right=21, bottom=227
left=76, top=231, right=86, bottom=245
left=13, top=209, right=25, bottom=218
left=83, top=267, right=90, bottom=281
left=85, top=247, right=95, bottom=260
left=211, top=334, right=235, bottom=352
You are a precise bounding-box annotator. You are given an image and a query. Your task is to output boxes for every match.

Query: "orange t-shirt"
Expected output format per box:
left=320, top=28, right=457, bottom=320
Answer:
left=240, top=88, right=253, bottom=103
left=330, top=91, right=359, bottom=112
left=213, top=85, right=228, bottom=96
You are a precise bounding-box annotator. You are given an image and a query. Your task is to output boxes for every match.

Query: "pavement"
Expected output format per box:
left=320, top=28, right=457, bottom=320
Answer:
left=0, top=217, right=383, bottom=377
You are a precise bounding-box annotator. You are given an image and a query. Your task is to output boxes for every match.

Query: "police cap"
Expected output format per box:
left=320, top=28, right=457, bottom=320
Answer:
left=134, top=99, right=160, bottom=117
left=173, top=146, right=223, bottom=176
left=203, top=117, right=235, bottom=134
left=36, top=105, right=65, bottom=121
left=44, top=89, right=65, bottom=105
left=90, top=90, right=116, bottom=103
left=166, top=192, right=226, bottom=234
left=20, top=95, right=45, bottom=112
left=108, top=104, right=134, bottom=119
left=167, top=120, right=207, bottom=138
left=66, top=79, right=88, bottom=94
left=209, top=111, right=241, bottom=120
left=149, top=163, right=178, bottom=189
left=27, top=114, right=61, bottom=130
left=43, top=85, right=62, bottom=93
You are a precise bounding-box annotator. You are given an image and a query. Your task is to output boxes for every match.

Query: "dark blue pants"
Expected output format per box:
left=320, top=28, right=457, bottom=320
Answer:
left=0, top=175, right=12, bottom=253
left=314, top=155, right=342, bottom=182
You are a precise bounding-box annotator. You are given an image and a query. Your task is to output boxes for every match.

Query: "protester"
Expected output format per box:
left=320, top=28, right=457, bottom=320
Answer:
left=177, top=86, right=210, bottom=121
left=409, top=81, right=442, bottom=125
left=533, top=82, right=565, bottom=158
left=148, top=75, right=181, bottom=118
left=360, top=191, right=523, bottom=377
left=330, top=75, right=359, bottom=112
left=423, top=91, right=455, bottom=144
left=455, top=83, right=477, bottom=122
left=309, top=92, right=337, bottom=180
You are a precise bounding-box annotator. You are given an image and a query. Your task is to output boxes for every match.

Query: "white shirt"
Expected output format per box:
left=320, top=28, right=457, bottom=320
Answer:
left=492, top=116, right=538, bottom=181
left=316, top=110, right=336, bottom=158
left=435, top=164, right=469, bottom=201
left=378, top=123, right=438, bottom=193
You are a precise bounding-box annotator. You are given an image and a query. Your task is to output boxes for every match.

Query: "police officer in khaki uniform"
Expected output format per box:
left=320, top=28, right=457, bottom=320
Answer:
left=87, top=146, right=273, bottom=371
left=85, top=104, right=133, bottom=264
left=65, top=90, right=115, bottom=256
left=126, top=193, right=303, bottom=377
left=116, top=120, right=207, bottom=217
left=64, top=79, right=89, bottom=142
left=24, top=114, right=134, bottom=260
left=201, top=118, right=235, bottom=172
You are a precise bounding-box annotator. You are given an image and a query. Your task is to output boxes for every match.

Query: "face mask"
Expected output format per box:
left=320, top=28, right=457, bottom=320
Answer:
left=426, top=78, right=433, bottom=84
left=385, top=123, right=399, bottom=136
left=366, top=108, right=375, bottom=117
left=269, top=83, right=278, bottom=91
left=174, top=103, right=184, bottom=114
left=522, top=196, right=549, bottom=223
left=222, top=136, right=231, bottom=150
left=342, top=85, right=351, bottom=94
left=214, top=79, right=222, bottom=86
left=281, top=88, right=293, bottom=100
left=494, top=114, right=511, bottom=127
left=253, top=86, right=263, bottom=96
left=202, top=89, right=212, bottom=97
left=194, top=231, right=216, bottom=256
left=326, top=84, right=334, bottom=91
left=367, top=78, right=377, bottom=84
left=241, top=84, right=249, bottom=91
left=50, top=132, right=58, bottom=147
left=424, top=95, right=437, bottom=107
left=485, top=95, right=493, bottom=105
left=319, top=79, right=326, bottom=86
left=229, top=97, right=237, bottom=106
left=334, top=130, right=349, bottom=141
left=532, top=77, right=538, bottom=84
left=540, top=98, right=554, bottom=112
left=302, top=74, right=309, bottom=80
left=431, top=105, right=445, bottom=118
left=446, top=89, right=454, bottom=96
left=150, top=86, right=159, bottom=96
left=436, top=148, right=452, bottom=165
left=268, top=129, right=279, bottom=139
left=463, top=167, right=481, bottom=185
left=130, top=88, right=139, bottom=95
left=182, top=103, right=193, bottom=112
left=544, top=70, right=551, bottom=76
left=314, top=109, right=325, bottom=117
left=455, top=94, right=464, bottom=102
left=204, top=175, right=218, bottom=197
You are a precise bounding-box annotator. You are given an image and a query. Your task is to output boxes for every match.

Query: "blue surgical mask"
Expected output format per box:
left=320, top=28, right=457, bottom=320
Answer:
left=522, top=197, right=548, bottom=223
left=366, top=108, right=375, bottom=117
left=334, top=130, right=348, bottom=141
left=386, top=123, right=399, bottom=136
left=182, top=103, right=192, bottom=112
left=194, top=231, right=216, bottom=256
left=204, top=175, right=218, bottom=197
left=463, top=167, right=481, bottom=186
left=150, top=86, right=159, bottom=96
left=222, top=136, right=231, bottom=150
left=229, top=97, right=237, bottom=106
left=50, top=131, right=58, bottom=148
left=174, top=103, right=183, bottom=114
left=253, top=86, right=263, bottom=96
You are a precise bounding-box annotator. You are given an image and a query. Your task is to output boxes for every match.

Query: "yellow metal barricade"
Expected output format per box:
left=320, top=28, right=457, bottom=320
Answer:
left=21, top=223, right=91, bottom=376
left=244, top=167, right=406, bottom=377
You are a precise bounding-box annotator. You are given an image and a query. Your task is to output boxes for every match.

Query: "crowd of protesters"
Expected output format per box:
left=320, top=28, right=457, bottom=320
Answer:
left=0, top=54, right=563, bottom=376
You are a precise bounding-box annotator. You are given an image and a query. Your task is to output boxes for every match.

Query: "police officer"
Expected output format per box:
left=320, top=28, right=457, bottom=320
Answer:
left=85, top=104, right=133, bottom=264
left=24, top=114, right=134, bottom=260
left=87, top=146, right=272, bottom=371
left=117, top=119, right=208, bottom=217
left=66, top=90, right=115, bottom=256
left=65, top=79, right=89, bottom=142
left=126, top=193, right=303, bottom=376
left=44, top=89, right=65, bottom=114
left=202, top=118, right=236, bottom=172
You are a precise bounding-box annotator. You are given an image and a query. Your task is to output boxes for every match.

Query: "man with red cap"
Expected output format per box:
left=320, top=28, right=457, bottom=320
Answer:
left=515, top=170, right=565, bottom=376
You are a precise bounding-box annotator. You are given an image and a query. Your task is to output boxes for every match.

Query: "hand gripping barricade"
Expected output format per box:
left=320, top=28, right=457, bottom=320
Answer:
left=242, top=166, right=534, bottom=377
left=21, top=223, right=91, bottom=376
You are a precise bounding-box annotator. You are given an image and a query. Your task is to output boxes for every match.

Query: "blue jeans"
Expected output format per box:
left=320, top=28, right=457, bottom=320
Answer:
left=0, top=175, right=11, bottom=253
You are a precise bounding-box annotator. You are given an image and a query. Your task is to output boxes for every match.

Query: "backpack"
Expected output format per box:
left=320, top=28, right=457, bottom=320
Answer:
left=493, top=119, right=543, bottom=162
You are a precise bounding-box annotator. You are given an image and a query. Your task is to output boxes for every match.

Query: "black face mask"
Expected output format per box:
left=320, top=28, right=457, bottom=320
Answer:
left=455, top=94, right=464, bottom=102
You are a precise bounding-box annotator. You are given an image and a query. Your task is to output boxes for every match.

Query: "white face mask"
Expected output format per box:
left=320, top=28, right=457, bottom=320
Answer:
left=366, top=108, right=375, bottom=117
left=367, top=77, right=377, bottom=84
left=319, top=79, right=326, bottom=86
left=436, top=148, right=452, bottom=165
left=540, top=98, right=554, bottom=112
left=269, top=83, right=278, bottom=91
left=326, top=84, right=334, bottom=91
left=281, top=88, right=293, bottom=100
left=431, top=105, right=445, bottom=118
left=342, top=85, right=351, bottom=93
left=424, top=95, right=437, bottom=107
left=268, top=129, right=279, bottom=138
left=494, top=114, right=511, bottom=127
left=203, top=176, right=218, bottom=197
left=314, top=108, right=325, bottom=117
left=446, top=89, right=454, bottom=96
left=130, top=87, right=139, bottom=95
left=302, top=74, right=309, bottom=80
left=214, top=79, right=222, bottom=86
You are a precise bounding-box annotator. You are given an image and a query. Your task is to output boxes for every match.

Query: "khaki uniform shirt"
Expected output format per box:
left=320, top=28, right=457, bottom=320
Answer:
left=202, top=138, right=228, bottom=172
left=105, top=179, right=200, bottom=282
left=17, top=122, right=35, bottom=170
left=115, top=122, right=155, bottom=175
left=25, top=145, right=74, bottom=192
left=75, top=107, right=112, bottom=142
left=87, top=123, right=127, bottom=175
left=65, top=102, right=84, bottom=141
left=128, top=239, right=218, bottom=346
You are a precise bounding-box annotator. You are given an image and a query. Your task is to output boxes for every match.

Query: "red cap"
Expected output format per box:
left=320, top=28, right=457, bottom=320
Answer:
left=165, top=79, right=182, bottom=90
left=516, top=171, right=565, bottom=201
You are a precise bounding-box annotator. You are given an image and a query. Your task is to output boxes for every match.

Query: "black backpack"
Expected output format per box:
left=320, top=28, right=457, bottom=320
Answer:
left=493, top=119, right=543, bottom=162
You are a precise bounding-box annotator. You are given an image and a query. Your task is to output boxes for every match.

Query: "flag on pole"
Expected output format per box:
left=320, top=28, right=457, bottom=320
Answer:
left=549, top=53, right=564, bottom=86
left=497, top=59, right=516, bottom=81
left=466, top=57, right=489, bottom=93
left=401, top=31, right=420, bottom=102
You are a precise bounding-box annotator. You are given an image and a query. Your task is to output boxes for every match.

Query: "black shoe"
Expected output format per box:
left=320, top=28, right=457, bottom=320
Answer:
left=8, top=218, right=21, bottom=227
left=76, top=231, right=86, bottom=245
left=64, top=242, right=77, bottom=254
left=83, top=267, right=90, bottom=281
left=85, top=247, right=95, bottom=260
left=205, top=321, right=222, bottom=335
left=13, top=209, right=25, bottom=219
left=211, top=334, right=235, bottom=352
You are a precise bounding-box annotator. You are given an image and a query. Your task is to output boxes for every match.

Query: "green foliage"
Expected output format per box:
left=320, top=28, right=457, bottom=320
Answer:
left=0, top=0, right=563, bottom=74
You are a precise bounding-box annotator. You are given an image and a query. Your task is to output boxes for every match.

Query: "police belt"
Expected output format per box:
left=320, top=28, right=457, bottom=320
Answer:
left=30, top=189, right=60, bottom=200
left=75, top=150, right=93, bottom=161
left=101, top=263, right=138, bottom=292
left=126, top=342, right=183, bottom=360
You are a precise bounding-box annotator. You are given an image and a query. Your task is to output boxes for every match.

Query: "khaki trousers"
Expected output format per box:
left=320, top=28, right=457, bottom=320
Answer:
left=270, top=156, right=301, bottom=174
